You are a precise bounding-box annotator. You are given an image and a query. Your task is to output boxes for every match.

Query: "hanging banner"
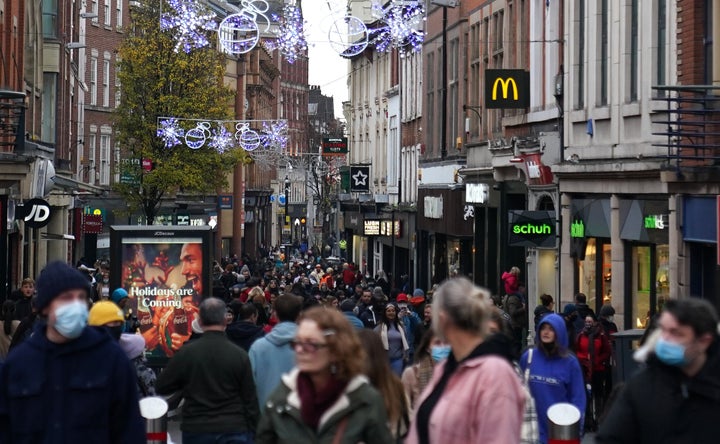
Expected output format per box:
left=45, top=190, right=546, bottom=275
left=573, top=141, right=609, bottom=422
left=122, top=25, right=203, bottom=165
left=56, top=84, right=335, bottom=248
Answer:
left=350, top=166, right=370, bottom=192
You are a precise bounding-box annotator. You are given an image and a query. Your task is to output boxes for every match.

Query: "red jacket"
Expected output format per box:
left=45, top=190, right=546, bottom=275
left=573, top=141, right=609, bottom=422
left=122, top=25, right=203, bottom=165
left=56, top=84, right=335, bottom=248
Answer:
left=576, top=327, right=612, bottom=374
left=342, top=268, right=356, bottom=286
left=501, top=271, right=519, bottom=295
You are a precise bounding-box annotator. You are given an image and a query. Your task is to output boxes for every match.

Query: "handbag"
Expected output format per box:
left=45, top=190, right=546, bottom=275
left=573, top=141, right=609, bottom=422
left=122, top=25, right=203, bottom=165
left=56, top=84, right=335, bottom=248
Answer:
left=520, top=348, right=540, bottom=444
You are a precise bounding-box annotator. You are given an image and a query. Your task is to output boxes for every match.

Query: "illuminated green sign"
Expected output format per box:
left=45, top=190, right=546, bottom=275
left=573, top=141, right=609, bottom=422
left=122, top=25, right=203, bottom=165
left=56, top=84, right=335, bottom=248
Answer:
left=512, top=223, right=552, bottom=235
left=644, top=215, right=665, bottom=229
left=508, top=211, right=556, bottom=248
left=571, top=220, right=585, bottom=238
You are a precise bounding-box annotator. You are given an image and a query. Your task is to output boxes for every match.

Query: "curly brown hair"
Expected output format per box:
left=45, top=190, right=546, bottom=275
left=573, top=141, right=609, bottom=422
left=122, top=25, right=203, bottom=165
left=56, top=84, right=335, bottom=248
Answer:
left=298, top=307, right=366, bottom=381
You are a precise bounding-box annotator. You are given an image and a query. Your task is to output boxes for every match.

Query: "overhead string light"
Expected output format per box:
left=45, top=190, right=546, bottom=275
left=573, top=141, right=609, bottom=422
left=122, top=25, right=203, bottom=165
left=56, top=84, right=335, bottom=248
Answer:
left=268, top=2, right=308, bottom=64
left=156, top=117, right=288, bottom=154
left=160, top=0, right=218, bottom=53
left=370, top=0, right=426, bottom=56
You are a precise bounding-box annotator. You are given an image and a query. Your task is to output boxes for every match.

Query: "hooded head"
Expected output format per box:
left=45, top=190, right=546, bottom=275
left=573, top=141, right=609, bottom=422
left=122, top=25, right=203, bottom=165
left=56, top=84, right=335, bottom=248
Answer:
left=535, top=313, right=569, bottom=356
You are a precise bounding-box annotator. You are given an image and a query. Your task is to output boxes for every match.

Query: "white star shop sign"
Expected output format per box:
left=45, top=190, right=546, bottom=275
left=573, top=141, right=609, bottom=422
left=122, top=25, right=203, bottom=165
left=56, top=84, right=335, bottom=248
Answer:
left=350, top=166, right=370, bottom=192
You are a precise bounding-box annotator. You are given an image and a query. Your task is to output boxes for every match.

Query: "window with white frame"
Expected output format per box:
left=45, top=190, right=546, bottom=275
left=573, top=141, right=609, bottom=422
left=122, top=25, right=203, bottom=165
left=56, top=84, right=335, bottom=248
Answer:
left=90, top=57, right=98, bottom=105
left=88, top=133, right=97, bottom=184
left=114, top=142, right=121, bottom=183
left=103, top=59, right=110, bottom=107
left=104, top=0, right=111, bottom=26
left=100, top=134, right=111, bottom=185
left=91, top=0, right=99, bottom=24
left=116, top=0, right=122, bottom=28
left=115, top=58, right=121, bottom=107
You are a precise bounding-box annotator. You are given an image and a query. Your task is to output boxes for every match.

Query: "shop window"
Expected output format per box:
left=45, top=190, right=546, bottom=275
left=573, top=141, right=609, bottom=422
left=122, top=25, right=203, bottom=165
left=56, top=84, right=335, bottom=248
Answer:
left=578, top=239, right=611, bottom=310
left=629, top=244, right=670, bottom=328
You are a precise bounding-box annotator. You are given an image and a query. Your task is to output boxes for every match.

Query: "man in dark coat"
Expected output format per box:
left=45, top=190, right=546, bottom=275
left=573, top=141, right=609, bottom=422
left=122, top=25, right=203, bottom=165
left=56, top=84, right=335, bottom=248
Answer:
left=156, top=297, right=259, bottom=443
left=226, top=301, right=265, bottom=351
left=0, top=261, right=144, bottom=444
left=597, top=298, right=720, bottom=444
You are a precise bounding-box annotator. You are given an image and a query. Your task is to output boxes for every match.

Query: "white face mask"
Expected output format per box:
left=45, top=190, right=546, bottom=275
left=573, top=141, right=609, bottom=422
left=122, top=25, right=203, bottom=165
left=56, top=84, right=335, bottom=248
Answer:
left=606, top=315, right=614, bottom=323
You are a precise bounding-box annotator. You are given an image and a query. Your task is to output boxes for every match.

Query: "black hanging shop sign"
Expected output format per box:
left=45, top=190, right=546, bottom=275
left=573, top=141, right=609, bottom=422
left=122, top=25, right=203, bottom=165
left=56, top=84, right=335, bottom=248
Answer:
left=508, top=211, right=556, bottom=248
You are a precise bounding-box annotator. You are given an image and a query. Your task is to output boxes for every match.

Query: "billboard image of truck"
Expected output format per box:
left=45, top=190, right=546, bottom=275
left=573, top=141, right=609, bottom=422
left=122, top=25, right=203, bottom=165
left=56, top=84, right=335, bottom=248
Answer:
left=110, top=225, right=212, bottom=366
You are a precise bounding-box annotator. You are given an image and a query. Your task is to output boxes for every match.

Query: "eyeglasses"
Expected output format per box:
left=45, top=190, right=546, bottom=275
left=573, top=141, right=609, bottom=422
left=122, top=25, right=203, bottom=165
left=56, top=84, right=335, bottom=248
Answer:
left=290, top=340, right=329, bottom=353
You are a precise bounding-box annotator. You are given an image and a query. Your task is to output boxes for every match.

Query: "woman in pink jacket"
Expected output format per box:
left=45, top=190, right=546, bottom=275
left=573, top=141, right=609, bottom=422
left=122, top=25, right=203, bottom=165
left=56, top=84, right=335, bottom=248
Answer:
left=405, top=277, right=526, bottom=444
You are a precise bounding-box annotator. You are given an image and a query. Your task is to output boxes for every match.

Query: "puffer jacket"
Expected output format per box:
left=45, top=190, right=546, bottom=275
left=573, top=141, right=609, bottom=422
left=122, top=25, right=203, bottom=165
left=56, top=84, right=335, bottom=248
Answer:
left=596, top=336, right=720, bottom=444
left=256, top=368, right=394, bottom=444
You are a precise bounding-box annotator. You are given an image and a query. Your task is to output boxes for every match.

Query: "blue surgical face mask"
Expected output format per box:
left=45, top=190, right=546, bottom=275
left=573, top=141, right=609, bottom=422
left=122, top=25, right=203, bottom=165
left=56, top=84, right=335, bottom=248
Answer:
left=53, top=300, right=89, bottom=339
left=431, top=345, right=452, bottom=362
left=654, top=337, right=687, bottom=367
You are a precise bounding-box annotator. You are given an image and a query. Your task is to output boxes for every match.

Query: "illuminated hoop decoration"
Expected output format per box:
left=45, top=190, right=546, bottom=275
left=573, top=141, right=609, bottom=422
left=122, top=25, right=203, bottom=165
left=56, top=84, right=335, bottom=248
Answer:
left=235, top=123, right=262, bottom=151
left=184, top=122, right=212, bottom=150
left=370, top=0, right=426, bottom=57
left=328, top=14, right=369, bottom=58
left=269, top=3, right=308, bottom=64
left=218, top=0, right=271, bottom=55
left=157, top=118, right=185, bottom=148
left=159, top=0, right=218, bottom=53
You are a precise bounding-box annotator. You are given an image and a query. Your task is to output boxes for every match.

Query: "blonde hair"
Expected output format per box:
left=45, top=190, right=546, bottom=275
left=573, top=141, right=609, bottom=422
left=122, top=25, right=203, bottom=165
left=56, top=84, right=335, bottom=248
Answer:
left=510, top=266, right=521, bottom=275
left=432, top=277, right=492, bottom=336
left=248, top=286, right=265, bottom=302
left=298, top=307, right=366, bottom=381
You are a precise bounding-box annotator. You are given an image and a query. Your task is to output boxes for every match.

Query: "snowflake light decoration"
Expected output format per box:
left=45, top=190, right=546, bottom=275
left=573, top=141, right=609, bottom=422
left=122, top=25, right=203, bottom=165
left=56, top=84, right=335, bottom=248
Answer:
left=371, top=0, right=425, bottom=56
left=156, top=118, right=185, bottom=148
left=160, top=0, right=218, bottom=53
left=261, top=120, right=289, bottom=150
left=269, top=4, right=308, bottom=64
left=209, top=124, right=235, bottom=153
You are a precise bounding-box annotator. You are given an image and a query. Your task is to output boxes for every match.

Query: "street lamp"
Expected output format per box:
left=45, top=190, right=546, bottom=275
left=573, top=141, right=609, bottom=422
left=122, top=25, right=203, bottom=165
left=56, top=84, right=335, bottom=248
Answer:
left=284, top=176, right=290, bottom=262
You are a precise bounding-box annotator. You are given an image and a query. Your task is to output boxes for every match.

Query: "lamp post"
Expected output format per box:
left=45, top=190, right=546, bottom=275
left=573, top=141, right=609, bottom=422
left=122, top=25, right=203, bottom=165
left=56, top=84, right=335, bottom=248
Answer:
left=284, top=175, right=290, bottom=263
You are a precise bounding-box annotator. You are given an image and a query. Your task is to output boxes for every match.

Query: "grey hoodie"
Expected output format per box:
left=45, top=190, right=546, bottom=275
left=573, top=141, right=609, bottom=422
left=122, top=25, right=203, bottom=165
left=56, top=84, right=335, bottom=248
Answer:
left=249, top=322, right=297, bottom=407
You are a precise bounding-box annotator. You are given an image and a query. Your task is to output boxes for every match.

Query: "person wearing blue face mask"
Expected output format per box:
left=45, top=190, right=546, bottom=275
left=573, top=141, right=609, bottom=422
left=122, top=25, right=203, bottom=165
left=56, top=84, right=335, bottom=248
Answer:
left=597, top=298, right=720, bottom=444
left=0, top=261, right=144, bottom=444
left=401, top=330, right=449, bottom=409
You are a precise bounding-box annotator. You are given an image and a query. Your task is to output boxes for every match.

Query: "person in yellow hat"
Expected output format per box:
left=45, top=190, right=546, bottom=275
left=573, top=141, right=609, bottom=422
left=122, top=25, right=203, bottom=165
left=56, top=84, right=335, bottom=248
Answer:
left=89, top=300, right=156, bottom=396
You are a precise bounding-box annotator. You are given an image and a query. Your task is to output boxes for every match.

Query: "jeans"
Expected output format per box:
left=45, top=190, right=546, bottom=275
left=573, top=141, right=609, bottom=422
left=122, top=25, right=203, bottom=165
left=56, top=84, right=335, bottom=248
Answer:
left=182, top=431, right=254, bottom=444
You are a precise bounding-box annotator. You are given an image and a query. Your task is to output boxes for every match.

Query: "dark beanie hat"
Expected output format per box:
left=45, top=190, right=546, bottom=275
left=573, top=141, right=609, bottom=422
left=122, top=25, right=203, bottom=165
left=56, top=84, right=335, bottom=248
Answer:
left=35, top=261, right=92, bottom=311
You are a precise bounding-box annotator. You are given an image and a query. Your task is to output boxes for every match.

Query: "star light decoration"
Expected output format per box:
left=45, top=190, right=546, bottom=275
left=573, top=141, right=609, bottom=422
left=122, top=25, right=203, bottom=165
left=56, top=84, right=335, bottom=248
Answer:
left=156, top=117, right=289, bottom=154
left=160, top=0, right=218, bottom=53
left=157, top=118, right=185, bottom=148
left=268, top=3, right=308, bottom=64
left=370, top=0, right=426, bottom=56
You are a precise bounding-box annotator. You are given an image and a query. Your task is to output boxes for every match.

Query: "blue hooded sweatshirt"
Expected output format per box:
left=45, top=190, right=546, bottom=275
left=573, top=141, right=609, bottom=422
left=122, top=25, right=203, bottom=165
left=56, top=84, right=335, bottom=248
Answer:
left=249, top=321, right=297, bottom=407
left=520, top=313, right=586, bottom=444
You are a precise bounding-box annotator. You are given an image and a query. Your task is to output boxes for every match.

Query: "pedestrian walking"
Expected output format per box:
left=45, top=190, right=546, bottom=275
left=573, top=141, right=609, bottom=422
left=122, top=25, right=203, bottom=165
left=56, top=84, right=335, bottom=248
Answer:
left=406, top=277, right=525, bottom=444
left=249, top=294, right=304, bottom=407
left=596, top=298, right=720, bottom=444
left=375, top=302, right=410, bottom=375
left=0, top=261, right=144, bottom=443
left=401, top=329, right=443, bottom=409
left=520, top=313, right=586, bottom=444
left=156, top=297, right=259, bottom=444
left=256, top=307, right=393, bottom=444
left=357, top=329, right=411, bottom=440
left=575, top=313, right=611, bottom=432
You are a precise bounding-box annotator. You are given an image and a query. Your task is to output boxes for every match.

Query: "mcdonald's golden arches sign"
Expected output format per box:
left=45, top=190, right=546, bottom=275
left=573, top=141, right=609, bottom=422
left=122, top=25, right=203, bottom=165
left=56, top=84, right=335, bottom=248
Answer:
left=484, top=69, right=530, bottom=109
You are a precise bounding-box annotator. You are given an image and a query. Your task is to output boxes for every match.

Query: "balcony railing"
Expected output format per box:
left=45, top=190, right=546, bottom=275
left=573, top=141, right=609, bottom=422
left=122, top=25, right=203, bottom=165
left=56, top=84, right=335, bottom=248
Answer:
left=652, top=85, right=720, bottom=171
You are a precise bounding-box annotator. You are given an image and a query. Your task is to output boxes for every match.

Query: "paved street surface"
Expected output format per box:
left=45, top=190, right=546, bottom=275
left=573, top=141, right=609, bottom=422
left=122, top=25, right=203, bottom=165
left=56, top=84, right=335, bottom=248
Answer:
left=166, top=416, right=597, bottom=443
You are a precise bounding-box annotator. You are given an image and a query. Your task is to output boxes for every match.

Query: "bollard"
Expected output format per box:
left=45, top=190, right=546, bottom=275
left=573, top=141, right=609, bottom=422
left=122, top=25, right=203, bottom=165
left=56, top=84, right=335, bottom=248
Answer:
left=547, top=402, right=581, bottom=444
left=139, top=396, right=169, bottom=444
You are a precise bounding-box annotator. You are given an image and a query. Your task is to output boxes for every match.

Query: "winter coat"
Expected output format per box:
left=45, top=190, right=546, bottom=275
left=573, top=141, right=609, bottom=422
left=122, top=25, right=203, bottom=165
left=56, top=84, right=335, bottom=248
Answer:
left=520, top=314, right=586, bottom=444
left=596, top=337, right=720, bottom=444
left=0, top=323, right=144, bottom=444
left=405, top=346, right=525, bottom=444
left=533, top=305, right=553, bottom=326
left=249, top=322, right=297, bottom=407
left=155, top=331, right=259, bottom=434
left=256, top=368, right=394, bottom=444
left=501, top=271, right=519, bottom=296
left=342, top=311, right=364, bottom=330
left=575, top=325, right=612, bottom=375
left=227, top=320, right=265, bottom=352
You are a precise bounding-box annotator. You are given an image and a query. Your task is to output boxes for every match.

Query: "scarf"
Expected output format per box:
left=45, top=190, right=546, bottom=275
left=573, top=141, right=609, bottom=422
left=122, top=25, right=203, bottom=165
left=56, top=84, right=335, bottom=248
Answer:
left=378, top=322, right=409, bottom=351
left=296, top=371, right=348, bottom=430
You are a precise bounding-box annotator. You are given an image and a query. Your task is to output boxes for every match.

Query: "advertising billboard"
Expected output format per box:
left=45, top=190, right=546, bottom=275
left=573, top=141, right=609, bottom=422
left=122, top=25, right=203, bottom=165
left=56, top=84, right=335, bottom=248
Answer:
left=110, top=226, right=212, bottom=366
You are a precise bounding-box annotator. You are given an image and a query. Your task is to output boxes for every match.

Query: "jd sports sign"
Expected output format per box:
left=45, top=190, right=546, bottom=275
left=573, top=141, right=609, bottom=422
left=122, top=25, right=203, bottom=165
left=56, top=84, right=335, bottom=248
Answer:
left=16, top=198, right=52, bottom=228
left=485, top=69, right=530, bottom=109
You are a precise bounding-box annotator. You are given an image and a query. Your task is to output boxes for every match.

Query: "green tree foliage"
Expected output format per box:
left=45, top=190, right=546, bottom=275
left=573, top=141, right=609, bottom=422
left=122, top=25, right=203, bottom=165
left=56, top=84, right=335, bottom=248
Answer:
left=114, top=0, right=243, bottom=224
